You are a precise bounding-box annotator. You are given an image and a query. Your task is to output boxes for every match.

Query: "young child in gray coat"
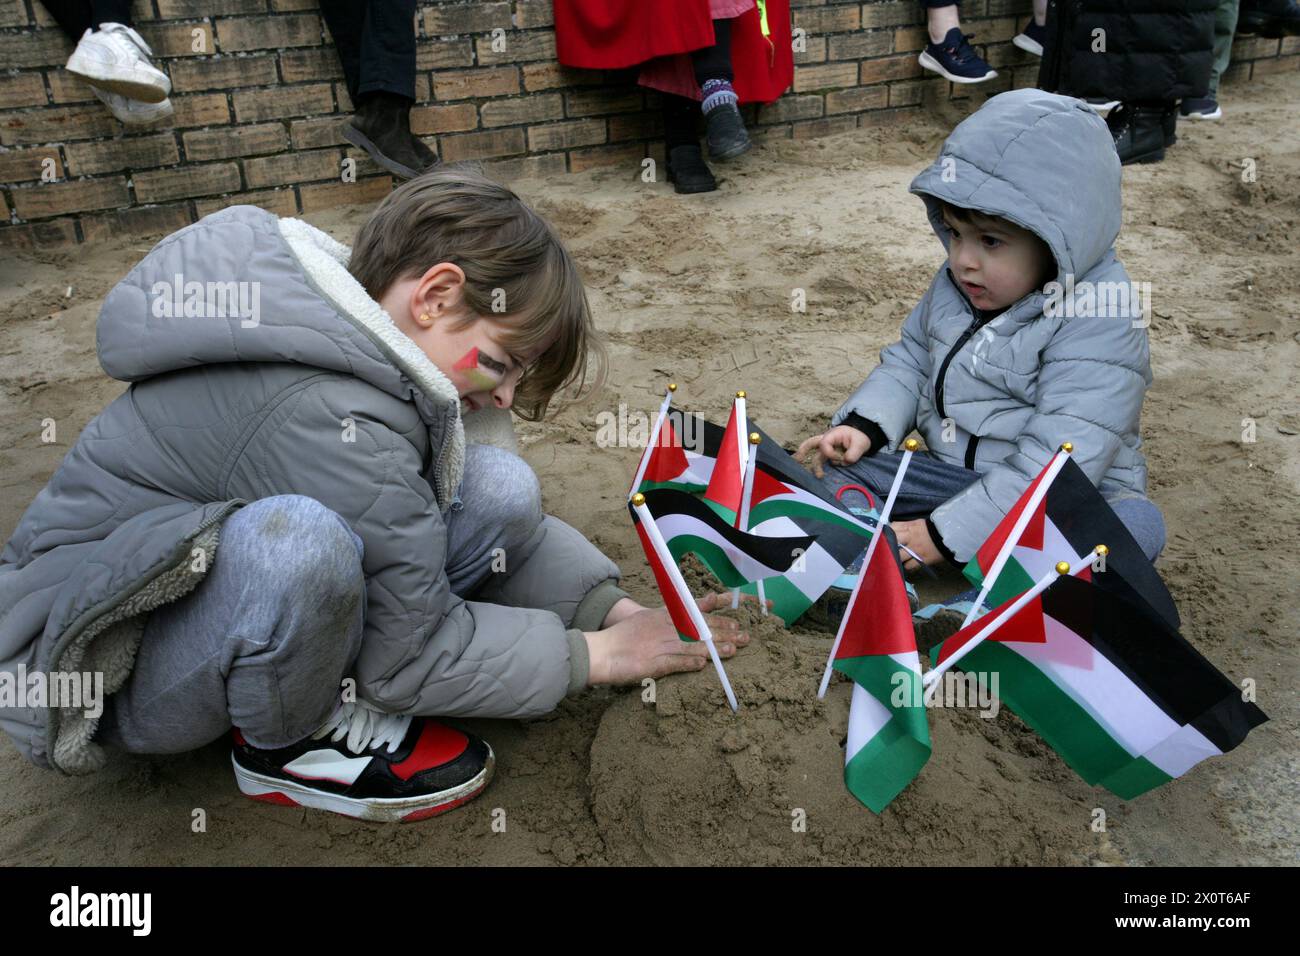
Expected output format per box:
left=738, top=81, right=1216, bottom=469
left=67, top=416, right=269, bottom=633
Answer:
left=0, top=167, right=748, bottom=822
left=799, top=90, right=1166, bottom=606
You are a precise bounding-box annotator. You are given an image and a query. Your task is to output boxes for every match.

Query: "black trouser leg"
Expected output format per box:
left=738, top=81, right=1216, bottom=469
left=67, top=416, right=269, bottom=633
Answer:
left=662, top=93, right=700, bottom=150
left=319, top=0, right=417, bottom=103
left=691, top=18, right=734, bottom=86
left=40, top=0, right=133, bottom=39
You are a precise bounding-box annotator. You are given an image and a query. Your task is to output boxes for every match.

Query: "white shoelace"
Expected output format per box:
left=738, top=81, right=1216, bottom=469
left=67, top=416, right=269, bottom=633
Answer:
left=312, top=699, right=413, bottom=755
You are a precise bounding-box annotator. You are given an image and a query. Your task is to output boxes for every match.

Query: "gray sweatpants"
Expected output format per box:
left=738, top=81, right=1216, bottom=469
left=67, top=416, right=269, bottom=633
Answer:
left=98, top=444, right=544, bottom=754
left=820, top=449, right=1167, bottom=563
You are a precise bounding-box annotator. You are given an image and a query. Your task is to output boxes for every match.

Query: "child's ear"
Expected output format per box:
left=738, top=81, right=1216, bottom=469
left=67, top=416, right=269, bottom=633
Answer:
left=413, top=262, right=469, bottom=326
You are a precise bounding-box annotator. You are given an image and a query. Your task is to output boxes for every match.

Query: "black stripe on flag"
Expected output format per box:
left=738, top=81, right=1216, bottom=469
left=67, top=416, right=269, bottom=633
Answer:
left=1046, top=457, right=1181, bottom=631
left=1043, top=575, right=1267, bottom=754
left=635, top=488, right=815, bottom=574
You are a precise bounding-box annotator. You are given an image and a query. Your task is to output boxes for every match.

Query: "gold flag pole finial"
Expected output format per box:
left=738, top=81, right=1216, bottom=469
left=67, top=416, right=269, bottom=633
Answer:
left=904, top=438, right=920, bottom=452
left=749, top=432, right=761, bottom=444
left=631, top=493, right=645, bottom=507
left=736, top=390, right=746, bottom=398
left=1055, top=561, right=1071, bottom=575
left=1095, top=544, right=1109, bottom=557
left=667, top=382, right=677, bottom=392
left=1060, top=441, right=1074, bottom=453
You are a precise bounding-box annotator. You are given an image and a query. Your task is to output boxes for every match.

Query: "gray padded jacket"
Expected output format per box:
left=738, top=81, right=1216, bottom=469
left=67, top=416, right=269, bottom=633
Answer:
left=0, top=205, right=627, bottom=774
left=832, top=90, right=1152, bottom=562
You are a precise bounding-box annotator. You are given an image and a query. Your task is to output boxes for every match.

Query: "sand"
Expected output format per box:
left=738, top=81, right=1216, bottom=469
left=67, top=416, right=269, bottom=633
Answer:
left=1, top=73, right=1296, bottom=866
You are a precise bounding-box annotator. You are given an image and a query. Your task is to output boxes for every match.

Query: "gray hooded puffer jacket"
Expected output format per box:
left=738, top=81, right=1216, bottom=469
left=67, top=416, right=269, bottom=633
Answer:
left=0, top=205, right=627, bottom=774
left=832, top=90, right=1152, bottom=562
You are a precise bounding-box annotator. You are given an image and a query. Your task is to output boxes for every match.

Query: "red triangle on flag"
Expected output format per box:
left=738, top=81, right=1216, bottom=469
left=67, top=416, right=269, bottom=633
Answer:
left=935, top=593, right=1047, bottom=666
left=834, top=538, right=916, bottom=659
left=749, top=466, right=790, bottom=507
left=704, top=404, right=745, bottom=515
left=643, top=419, right=690, bottom=484
left=975, top=459, right=1053, bottom=572
left=633, top=517, right=701, bottom=641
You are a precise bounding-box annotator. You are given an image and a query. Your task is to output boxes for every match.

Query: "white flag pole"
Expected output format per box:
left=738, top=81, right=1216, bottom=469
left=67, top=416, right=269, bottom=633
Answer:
left=734, top=390, right=749, bottom=476
left=817, top=437, right=920, bottom=699
left=960, top=443, right=1074, bottom=628
left=632, top=494, right=739, bottom=712
left=924, top=546, right=1104, bottom=689
left=733, top=431, right=767, bottom=614
left=629, top=383, right=676, bottom=500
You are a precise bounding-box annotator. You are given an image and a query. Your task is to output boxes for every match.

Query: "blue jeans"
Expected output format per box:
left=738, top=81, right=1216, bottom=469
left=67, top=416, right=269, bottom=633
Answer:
left=819, top=449, right=1167, bottom=563
left=98, top=444, right=543, bottom=754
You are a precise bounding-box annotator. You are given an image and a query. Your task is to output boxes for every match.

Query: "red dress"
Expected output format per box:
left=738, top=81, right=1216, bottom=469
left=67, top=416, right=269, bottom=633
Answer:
left=554, top=0, right=793, bottom=105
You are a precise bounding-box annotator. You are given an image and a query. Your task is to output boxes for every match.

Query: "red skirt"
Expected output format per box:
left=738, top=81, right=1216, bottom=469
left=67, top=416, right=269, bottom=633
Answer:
left=554, top=0, right=793, bottom=105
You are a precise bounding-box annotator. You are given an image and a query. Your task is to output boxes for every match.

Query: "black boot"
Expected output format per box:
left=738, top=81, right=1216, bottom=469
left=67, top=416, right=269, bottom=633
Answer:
left=1238, top=0, right=1300, bottom=37
left=1108, top=104, right=1167, bottom=165
left=666, top=144, right=717, bottom=194
left=343, top=92, right=429, bottom=180
left=409, top=134, right=439, bottom=173
left=1162, top=106, right=1177, bottom=148
left=704, top=102, right=751, bottom=161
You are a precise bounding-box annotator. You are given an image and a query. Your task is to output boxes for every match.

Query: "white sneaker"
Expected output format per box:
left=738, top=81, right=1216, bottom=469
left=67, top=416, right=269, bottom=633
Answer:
left=90, top=84, right=173, bottom=126
left=66, top=23, right=170, bottom=104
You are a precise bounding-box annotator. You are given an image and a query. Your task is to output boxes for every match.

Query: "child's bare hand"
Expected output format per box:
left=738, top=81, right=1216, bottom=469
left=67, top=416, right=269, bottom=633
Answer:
left=796, top=425, right=872, bottom=478
left=585, top=590, right=760, bottom=686
left=892, top=518, right=943, bottom=569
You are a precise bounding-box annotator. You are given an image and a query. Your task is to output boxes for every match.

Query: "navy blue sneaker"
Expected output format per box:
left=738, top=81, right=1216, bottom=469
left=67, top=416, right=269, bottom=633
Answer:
left=919, top=28, right=997, bottom=84
left=1012, top=20, right=1047, bottom=57
left=1179, top=96, right=1222, bottom=120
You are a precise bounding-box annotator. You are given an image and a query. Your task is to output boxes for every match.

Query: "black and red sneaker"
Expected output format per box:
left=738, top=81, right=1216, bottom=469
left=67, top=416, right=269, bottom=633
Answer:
left=232, top=700, right=493, bottom=823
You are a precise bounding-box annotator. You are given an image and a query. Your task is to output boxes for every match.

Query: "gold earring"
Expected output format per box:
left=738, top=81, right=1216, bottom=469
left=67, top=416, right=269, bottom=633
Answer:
left=419, top=312, right=432, bottom=323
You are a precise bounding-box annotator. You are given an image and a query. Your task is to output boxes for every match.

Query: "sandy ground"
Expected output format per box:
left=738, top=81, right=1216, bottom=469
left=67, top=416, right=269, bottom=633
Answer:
left=1, top=73, right=1297, bottom=866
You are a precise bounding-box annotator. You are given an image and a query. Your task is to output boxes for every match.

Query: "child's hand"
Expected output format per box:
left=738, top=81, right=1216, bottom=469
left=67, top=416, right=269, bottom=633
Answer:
left=891, top=518, right=943, bottom=570
left=796, top=425, right=872, bottom=478
left=585, top=591, right=759, bottom=686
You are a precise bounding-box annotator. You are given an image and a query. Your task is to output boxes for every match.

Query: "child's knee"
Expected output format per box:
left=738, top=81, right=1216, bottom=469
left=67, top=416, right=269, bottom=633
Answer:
left=231, top=495, right=365, bottom=594
left=462, top=444, right=542, bottom=537
left=1110, top=496, right=1166, bottom=562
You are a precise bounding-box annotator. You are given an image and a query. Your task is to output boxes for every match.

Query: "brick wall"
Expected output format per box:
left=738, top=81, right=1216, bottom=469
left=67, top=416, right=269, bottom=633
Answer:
left=2, top=0, right=1296, bottom=249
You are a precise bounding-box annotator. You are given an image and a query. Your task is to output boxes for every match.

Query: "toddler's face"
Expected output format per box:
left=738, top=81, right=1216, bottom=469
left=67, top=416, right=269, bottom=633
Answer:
left=941, top=208, right=1055, bottom=312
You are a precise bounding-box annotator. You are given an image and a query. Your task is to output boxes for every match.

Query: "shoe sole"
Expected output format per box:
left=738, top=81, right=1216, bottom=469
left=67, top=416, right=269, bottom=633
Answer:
left=666, top=173, right=718, bottom=194
left=1181, top=108, right=1222, bottom=121
left=66, top=55, right=169, bottom=103
left=342, top=123, right=422, bottom=180
left=233, top=746, right=494, bottom=823
left=1011, top=34, right=1043, bottom=57
left=708, top=137, right=752, bottom=162
left=918, top=51, right=997, bottom=84
left=1121, top=148, right=1165, bottom=166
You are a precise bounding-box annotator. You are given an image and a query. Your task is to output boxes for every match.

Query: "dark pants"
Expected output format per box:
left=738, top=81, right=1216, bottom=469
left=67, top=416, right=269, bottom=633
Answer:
left=318, top=0, right=417, bottom=102
left=39, top=0, right=133, bottom=38
left=663, top=17, right=736, bottom=149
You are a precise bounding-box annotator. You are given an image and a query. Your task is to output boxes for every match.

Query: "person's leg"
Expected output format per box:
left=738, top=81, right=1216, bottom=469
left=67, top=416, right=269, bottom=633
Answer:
left=39, top=0, right=93, bottom=38
left=819, top=449, right=983, bottom=522
left=1209, top=0, right=1242, bottom=98
left=662, top=92, right=717, bottom=194
left=89, top=0, right=132, bottom=27
left=691, top=17, right=750, bottom=161
left=97, top=495, right=366, bottom=755
left=441, top=444, right=547, bottom=599
left=318, top=0, right=367, bottom=101
left=924, top=1, right=961, bottom=44
left=1108, top=496, right=1167, bottom=562
left=691, top=17, right=734, bottom=87
left=355, top=0, right=417, bottom=101
left=919, top=0, right=997, bottom=83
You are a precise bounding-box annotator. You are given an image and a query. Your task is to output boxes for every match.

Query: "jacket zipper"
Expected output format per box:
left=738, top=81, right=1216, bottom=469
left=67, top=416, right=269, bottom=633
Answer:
left=933, top=271, right=994, bottom=420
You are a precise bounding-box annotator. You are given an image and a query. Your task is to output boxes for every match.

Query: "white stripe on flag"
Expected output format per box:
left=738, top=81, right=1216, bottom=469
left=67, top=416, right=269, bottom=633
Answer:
left=888, top=650, right=922, bottom=675
left=1006, top=614, right=1181, bottom=758
left=748, top=515, right=845, bottom=600
left=1012, top=515, right=1086, bottom=582
left=846, top=681, right=892, bottom=766
left=655, top=511, right=790, bottom=580
left=1141, top=723, right=1223, bottom=778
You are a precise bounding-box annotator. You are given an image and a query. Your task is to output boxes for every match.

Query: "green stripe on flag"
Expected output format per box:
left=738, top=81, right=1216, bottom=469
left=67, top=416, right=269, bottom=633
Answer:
left=664, top=534, right=748, bottom=589
left=844, top=709, right=931, bottom=814
left=931, top=641, right=1139, bottom=787
left=638, top=479, right=709, bottom=495
left=747, top=499, right=872, bottom=537
left=963, top=555, right=1037, bottom=607
left=735, top=576, right=813, bottom=626
left=1096, top=757, right=1174, bottom=799
left=835, top=654, right=927, bottom=739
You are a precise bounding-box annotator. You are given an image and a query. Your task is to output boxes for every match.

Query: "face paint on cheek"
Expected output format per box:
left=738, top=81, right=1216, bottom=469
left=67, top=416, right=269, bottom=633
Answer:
left=452, top=347, right=498, bottom=391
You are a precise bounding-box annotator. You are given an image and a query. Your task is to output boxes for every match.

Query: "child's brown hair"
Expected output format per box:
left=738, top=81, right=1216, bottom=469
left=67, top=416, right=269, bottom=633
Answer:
left=349, top=164, right=605, bottom=422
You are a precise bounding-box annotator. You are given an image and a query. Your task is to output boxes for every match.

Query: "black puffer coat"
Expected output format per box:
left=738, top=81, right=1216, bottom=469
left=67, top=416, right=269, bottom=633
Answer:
left=1039, top=0, right=1218, bottom=102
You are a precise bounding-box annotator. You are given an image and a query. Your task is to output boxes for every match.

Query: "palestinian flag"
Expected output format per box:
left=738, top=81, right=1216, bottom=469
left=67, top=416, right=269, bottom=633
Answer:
left=728, top=424, right=877, bottom=624
left=703, top=401, right=748, bottom=518
left=833, top=526, right=931, bottom=812
left=630, top=408, right=715, bottom=495
left=965, top=456, right=1179, bottom=631
left=931, top=573, right=1267, bottom=798
left=632, top=489, right=812, bottom=639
